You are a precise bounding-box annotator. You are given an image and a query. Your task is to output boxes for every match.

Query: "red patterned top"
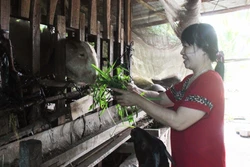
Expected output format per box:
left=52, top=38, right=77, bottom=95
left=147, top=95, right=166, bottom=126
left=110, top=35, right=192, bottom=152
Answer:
left=166, top=70, right=225, bottom=167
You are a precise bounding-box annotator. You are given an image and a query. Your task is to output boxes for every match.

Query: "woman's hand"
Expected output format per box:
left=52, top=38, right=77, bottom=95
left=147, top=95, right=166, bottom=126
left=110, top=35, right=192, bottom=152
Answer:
left=127, top=82, right=139, bottom=93
left=112, top=88, right=138, bottom=106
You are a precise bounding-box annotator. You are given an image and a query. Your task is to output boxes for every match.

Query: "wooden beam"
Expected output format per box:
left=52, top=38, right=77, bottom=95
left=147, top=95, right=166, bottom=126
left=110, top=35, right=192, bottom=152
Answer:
left=66, top=117, right=153, bottom=167
left=48, top=0, right=58, bottom=25
left=74, top=128, right=132, bottom=167
left=29, top=0, right=42, bottom=124
left=76, top=12, right=86, bottom=41
left=19, top=0, right=31, bottom=18
left=88, top=0, right=97, bottom=35
left=0, top=123, right=47, bottom=147
left=116, top=0, right=122, bottom=43
left=113, top=0, right=122, bottom=69
left=55, top=15, right=66, bottom=84
left=109, top=26, right=114, bottom=67
left=0, top=89, right=87, bottom=118
left=0, top=0, right=10, bottom=32
left=55, top=15, right=67, bottom=125
left=96, top=21, right=102, bottom=67
left=0, top=106, right=131, bottom=164
left=69, top=0, right=80, bottom=29
left=124, top=0, right=131, bottom=45
left=103, top=0, right=111, bottom=39
left=113, top=41, right=121, bottom=71
left=30, top=0, right=41, bottom=75
left=120, top=28, right=124, bottom=63
left=123, top=0, right=132, bottom=75
left=70, top=95, right=93, bottom=120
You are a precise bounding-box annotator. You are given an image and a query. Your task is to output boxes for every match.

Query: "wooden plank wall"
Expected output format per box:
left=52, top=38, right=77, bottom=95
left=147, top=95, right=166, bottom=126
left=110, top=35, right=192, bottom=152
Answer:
left=0, top=0, right=133, bottom=165
left=0, top=0, right=11, bottom=36
left=1, top=0, right=132, bottom=124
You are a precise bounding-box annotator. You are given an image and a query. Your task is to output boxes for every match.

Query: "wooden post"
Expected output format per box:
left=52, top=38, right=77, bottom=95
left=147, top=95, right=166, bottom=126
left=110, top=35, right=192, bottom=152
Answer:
left=19, top=0, right=31, bottom=18
left=124, top=0, right=131, bottom=46
left=116, top=0, right=122, bottom=43
left=19, top=139, right=42, bottom=167
left=109, top=25, right=114, bottom=70
left=120, top=28, right=124, bottom=63
left=48, top=0, right=58, bottom=25
left=124, top=0, right=132, bottom=75
left=28, top=0, right=42, bottom=124
left=55, top=15, right=67, bottom=125
left=103, top=0, right=111, bottom=39
left=93, top=21, right=101, bottom=68
left=88, top=0, right=97, bottom=35
left=113, top=0, right=122, bottom=74
left=76, top=12, right=86, bottom=41
left=98, top=161, right=102, bottom=167
left=30, top=0, right=41, bottom=75
left=103, top=0, right=112, bottom=73
left=69, top=0, right=80, bottom=29
left=0, top=0, right=10, bottom=35
left=55, top=15, right=66, bottom=81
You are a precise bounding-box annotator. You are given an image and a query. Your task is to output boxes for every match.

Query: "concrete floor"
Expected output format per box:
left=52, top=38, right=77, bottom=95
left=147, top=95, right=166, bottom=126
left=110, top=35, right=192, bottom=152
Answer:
left=224, top=121, right=250, bottom=167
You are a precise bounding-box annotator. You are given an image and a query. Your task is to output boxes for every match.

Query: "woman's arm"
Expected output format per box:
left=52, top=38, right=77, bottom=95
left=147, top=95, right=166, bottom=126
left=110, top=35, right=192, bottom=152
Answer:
left=129, top=84, right=174, bottom=107
left=113, top=88, right=206, bottom=131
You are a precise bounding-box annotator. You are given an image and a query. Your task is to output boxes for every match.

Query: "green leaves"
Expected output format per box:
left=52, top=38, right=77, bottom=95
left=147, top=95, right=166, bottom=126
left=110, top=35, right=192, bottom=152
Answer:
left=89, top=63, right=137, bottom=125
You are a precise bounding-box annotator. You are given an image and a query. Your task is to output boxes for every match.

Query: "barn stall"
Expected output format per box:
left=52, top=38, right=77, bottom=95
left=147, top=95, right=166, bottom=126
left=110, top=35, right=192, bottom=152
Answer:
left=0, top=0, right=250, bottom=167
left=0, top=0, right=162, bottom=166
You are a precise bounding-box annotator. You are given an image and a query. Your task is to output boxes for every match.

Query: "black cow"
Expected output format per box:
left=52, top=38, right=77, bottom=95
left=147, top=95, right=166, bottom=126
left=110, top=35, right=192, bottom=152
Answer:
left=130, top=127, right=175, bottom=167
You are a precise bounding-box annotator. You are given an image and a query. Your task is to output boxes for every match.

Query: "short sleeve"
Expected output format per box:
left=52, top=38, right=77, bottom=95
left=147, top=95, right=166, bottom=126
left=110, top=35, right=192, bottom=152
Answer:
left=166, top=75, right=191, bottom=103
left=180, top=72, right=223, bottom=115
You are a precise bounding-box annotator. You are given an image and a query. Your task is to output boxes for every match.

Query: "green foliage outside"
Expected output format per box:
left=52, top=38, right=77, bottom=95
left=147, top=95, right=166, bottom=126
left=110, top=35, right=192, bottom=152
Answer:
left=202, top=9, right=250, bottom=120
left=202, top=9, right=250, bottom=59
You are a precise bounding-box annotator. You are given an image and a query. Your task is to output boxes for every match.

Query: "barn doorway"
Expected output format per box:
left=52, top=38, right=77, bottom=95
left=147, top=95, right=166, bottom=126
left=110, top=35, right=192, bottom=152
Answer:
left=202, top=9, right=250, bottom=167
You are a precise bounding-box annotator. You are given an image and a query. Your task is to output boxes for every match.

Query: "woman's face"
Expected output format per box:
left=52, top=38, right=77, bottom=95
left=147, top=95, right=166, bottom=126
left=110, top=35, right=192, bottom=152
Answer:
left=180, top=43, right=205, bottom=70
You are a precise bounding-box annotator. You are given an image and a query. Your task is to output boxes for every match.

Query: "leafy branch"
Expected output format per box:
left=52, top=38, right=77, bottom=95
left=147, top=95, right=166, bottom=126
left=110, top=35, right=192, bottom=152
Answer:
left=89, top=63, right=137, bottom=124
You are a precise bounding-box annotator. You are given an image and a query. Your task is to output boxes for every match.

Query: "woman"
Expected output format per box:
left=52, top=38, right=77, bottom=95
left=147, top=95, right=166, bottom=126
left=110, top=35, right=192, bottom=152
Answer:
left=112, top=23, right=225, bottom=167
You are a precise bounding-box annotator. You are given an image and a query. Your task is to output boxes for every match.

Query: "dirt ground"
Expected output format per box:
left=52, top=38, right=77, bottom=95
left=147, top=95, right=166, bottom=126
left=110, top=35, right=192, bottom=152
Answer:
left=224, top=121, right=250, bottom=167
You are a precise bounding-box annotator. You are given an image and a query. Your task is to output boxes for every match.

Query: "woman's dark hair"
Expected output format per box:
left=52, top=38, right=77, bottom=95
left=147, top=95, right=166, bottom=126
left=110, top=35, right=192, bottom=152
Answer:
left=181, top=23, right=224, bottom=80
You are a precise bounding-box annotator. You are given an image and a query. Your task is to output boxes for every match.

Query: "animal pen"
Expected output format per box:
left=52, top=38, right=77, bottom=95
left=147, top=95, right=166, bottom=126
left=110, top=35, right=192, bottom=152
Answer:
left=0, top=0, right=170, bottom=166
left=1, top=0, right=248, bottom=166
